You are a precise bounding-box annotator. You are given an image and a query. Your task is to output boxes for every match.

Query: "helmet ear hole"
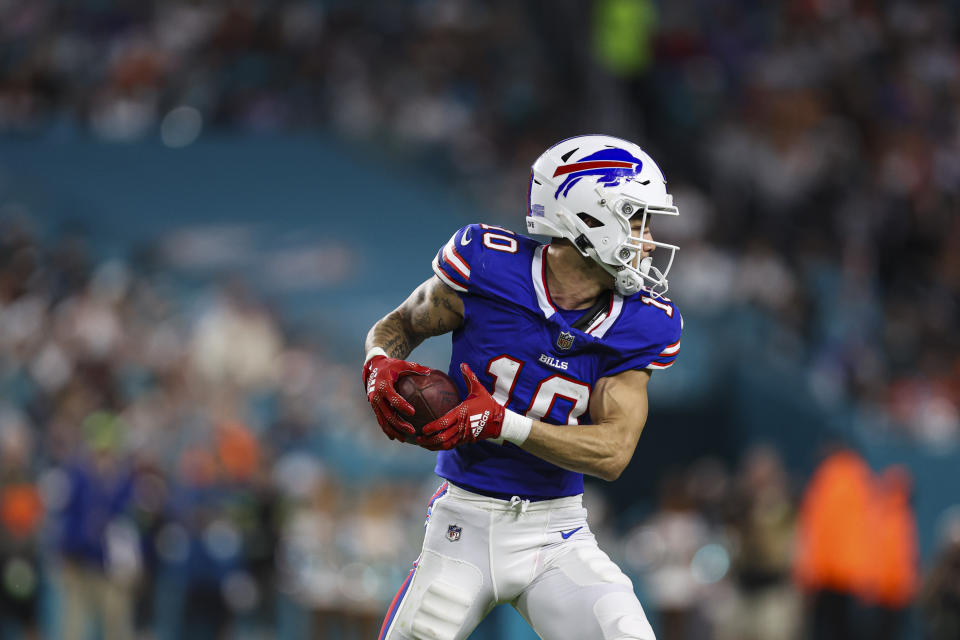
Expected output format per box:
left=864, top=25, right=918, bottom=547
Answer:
left=576, top=212, right=604, bottom=228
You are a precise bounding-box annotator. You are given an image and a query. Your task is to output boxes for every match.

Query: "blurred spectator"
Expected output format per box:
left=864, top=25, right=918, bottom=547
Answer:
left=863, top=466, right=918, bottom=640
left=191, top=282, right=282, bottom=392
left=921, top=510, right=960, bottom=640
left=632, top=472, right=713, bottom=640
left=794, top=447, right=873, bottom=640
left=590, top=0, right=659, bottom=136
left=167, top=447, right=244, bottom=640
left=57, top=411, right=138, bottom=640
left=126, top=460, right=168, bottom=636
left=716, top=446, right=800, bottom=640
left=0, top=408, right=43, bottom=640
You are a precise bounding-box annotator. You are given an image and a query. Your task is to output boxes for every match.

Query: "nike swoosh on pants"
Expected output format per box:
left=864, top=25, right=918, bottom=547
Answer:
left=560, top=526, right=583, bottom=539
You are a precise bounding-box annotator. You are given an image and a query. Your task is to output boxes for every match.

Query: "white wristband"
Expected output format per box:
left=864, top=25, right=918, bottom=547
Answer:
left=498, top=409, right=532, bottom=446
left=364, top=347, right=388, bottom=365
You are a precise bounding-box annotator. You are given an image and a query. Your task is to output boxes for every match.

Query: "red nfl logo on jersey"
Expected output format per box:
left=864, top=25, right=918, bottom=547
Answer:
left=446, top=524, right=462, bottom=542
left=556, top=331, right=575, bottom=351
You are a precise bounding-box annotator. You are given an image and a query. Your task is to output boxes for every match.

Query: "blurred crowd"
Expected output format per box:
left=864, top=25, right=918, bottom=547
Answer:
left=0, top=216, right=438, bottom=638
left=1, top=0, right=957, bottom=443
left=3, top=216, right=960, bottom=638
left=619, top=446, right=960, bottom=640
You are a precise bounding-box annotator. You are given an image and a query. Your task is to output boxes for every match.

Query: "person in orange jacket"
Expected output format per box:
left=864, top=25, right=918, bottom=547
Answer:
left=794, top=447, right=874, bottom=640
left=862, top=466, right=918, bottom=640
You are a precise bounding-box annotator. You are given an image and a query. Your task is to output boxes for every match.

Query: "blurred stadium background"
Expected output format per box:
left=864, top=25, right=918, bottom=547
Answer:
left=1, top=1, right=959, bottom=639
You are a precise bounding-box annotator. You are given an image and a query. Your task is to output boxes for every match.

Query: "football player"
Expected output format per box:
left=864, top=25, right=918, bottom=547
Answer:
left=363, top=135, right=682, bottom=640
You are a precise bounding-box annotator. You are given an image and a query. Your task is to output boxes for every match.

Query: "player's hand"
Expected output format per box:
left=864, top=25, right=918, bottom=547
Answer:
left=363, top=355, right=431, bottom=441
left=417, top=363, right=505, bottom=450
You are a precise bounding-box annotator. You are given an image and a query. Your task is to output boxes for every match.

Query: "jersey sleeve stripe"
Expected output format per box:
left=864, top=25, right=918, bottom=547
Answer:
left=659, top=340, right=681, bottom=356
left=450, top=244, right=470, bottom=273
left=649, top=352, right=678, bottom=366
left=645, top=361, right=674, bottom=370
left=442, top=237, right=471, bottom=280
left=432, top=254, right=468, bottom=292
left=435, top=250, right=469, bottom=284
left=433, top=245, right=469, bottom=284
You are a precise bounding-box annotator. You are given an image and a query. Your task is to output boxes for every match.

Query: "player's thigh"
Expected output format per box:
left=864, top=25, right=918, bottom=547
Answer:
left=515, top=541, right=655, bottom=640
left=380, top=492, right=495, bottom=640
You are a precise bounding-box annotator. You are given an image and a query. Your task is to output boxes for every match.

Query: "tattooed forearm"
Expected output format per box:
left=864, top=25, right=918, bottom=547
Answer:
left=364, top=276, right=465, bottom=359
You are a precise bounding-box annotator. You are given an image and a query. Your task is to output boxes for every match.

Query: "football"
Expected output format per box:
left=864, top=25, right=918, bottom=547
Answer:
left=396, top=369, right=461, bottom=436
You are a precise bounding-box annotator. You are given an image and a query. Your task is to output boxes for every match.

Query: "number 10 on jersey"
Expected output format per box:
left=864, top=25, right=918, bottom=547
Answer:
left=487, top=356, right=591, bottom=425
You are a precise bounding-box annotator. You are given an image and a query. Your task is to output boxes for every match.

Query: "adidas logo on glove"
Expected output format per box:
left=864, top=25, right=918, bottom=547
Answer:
left=470, top=411, right=490, bottom=437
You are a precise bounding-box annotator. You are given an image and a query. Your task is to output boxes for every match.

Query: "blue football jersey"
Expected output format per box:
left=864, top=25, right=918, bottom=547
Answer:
left=430, top=224, right=682, bottom=499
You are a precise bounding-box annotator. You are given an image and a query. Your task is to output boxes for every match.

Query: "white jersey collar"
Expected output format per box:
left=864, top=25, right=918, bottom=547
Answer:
left=531, top=244, right=624, bottom=336
left=532, top=244, right=557, bottom=318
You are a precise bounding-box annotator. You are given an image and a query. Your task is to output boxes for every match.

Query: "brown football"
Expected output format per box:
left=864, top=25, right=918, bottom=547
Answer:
left=395, top=369, right=461, bottom=435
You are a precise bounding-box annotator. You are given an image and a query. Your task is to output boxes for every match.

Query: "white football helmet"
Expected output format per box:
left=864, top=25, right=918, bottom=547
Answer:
left=526, top=134, right=679, bottom=297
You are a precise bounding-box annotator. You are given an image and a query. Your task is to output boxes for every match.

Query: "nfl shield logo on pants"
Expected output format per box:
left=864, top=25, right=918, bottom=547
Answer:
left=446, top=524, right=462, bottom=542
left=556, top=331, right=575, bottom=351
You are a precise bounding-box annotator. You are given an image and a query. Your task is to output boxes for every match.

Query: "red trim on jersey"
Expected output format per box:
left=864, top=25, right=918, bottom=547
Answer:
left=542, top=392, right=581, bottom=426
left=444, top=253, right=470, bottom=281
left=647, top=361, right=674, bottom=369
left=441, top=239, right=471, bottom=281
left=449, top=246, right=470, bottom=278
left=540, top=247, right=558, bottom=312
left=434, top=251, right=469, bottom=290
left=659, top=339, right=681, bottom=356
left=487, top=354, right=525, bottom=408
left=524, top=373, right=592, bottom=425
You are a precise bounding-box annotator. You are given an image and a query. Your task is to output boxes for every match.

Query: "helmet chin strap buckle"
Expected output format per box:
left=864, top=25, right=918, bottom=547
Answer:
left=611, top=258, right=668, bottom=297
left=615, top=270, right=644, bottom=296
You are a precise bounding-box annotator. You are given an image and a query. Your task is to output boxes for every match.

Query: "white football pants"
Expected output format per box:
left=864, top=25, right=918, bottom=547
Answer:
left=378, top=481, right=655, bottom=640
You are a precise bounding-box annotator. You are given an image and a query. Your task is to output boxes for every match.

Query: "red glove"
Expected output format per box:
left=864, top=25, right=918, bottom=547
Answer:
left=363, top=354, right=431, bottom=441
left=417, top=363, right=505, bottom=450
